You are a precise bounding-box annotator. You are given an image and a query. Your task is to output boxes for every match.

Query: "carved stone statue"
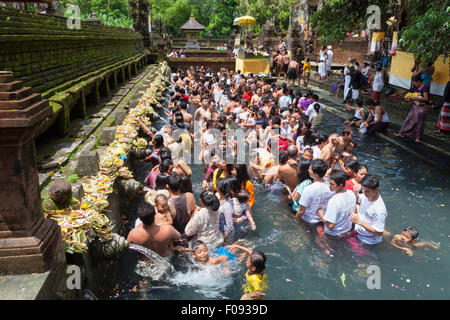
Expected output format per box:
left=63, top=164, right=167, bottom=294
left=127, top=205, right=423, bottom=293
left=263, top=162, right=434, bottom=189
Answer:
left=43, top=179, right=80, bottom=212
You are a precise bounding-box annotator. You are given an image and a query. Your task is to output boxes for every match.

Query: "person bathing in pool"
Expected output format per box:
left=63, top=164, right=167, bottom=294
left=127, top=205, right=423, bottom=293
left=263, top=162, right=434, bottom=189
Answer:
left=189, top=240, right=251, bottom=275
left=391, top=226, right=440, bottom=256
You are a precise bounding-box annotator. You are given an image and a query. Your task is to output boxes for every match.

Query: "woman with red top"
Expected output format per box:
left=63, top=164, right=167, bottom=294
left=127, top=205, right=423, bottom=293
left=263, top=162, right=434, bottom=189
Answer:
left=344, top=160, right=368, bottom=194
left=242, top=86, right=252, bottom=107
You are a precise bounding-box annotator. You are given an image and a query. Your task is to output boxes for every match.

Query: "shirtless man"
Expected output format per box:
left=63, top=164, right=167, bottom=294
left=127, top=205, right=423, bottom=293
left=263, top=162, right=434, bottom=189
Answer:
left=127, top=200, right=181, bottom=258
left=179, top=100, right=193, bottom=130
left=251, top=88, right=262, bottom=106
left=275, top=53, right=284, bottom=81
left=278, top=146, right=299, bottom=192
left=334, top=126, right=354, bottom=153
left=282, top=51, right=290, bottom=79
left=320, top=133, right=339, bottom=167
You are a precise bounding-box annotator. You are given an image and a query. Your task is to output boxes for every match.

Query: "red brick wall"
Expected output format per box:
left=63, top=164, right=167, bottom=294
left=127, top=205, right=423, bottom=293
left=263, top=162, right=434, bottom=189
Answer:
left=315, top=38, right=369, bottom=64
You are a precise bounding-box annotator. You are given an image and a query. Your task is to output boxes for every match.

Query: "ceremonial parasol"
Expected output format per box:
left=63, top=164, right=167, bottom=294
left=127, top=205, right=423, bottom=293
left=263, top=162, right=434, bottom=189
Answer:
left=233, top=16, right=256, bottom=26
left=233, top=16, right=256, bottom=49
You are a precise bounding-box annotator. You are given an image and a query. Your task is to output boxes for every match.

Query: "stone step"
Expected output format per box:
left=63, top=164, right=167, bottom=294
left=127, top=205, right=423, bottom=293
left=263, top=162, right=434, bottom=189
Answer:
left=0, top=71, right=14, bottom=83
left=0, top=99, right=49, bottom=121
left=0, top=80, right=23, bottom=92
left=0, top=93, right=42, bottom=110
left=0, top=87, right=33, bottom=101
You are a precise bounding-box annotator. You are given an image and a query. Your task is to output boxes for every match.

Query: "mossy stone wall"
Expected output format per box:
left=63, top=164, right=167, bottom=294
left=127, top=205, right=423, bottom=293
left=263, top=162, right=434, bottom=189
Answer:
left=0, top=7, right=144, bottom=94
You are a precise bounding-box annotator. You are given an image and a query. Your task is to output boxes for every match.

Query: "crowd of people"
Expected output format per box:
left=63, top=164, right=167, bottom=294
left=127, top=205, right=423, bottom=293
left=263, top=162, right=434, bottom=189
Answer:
left=126, top=65, right=439, bottom=300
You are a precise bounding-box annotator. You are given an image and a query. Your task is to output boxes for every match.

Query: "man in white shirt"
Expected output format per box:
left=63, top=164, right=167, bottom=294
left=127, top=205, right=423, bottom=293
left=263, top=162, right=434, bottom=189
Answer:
left=351, top=175, right=387, bottom=245
left=305, top=94, right=322, bottom=118
left=297, top=159, right=334, bottom=225
left=234, top=70, right=241, bottom=84
left=326, top=45, right=334, bottom=79
left=323, top=170, right=356, bottom=237
left=278, top=88, right=291, bottom=110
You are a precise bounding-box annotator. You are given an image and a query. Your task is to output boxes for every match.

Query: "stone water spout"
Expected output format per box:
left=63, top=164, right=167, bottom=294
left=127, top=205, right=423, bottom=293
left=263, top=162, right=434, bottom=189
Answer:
left=128, top=243, right=176, bottom=281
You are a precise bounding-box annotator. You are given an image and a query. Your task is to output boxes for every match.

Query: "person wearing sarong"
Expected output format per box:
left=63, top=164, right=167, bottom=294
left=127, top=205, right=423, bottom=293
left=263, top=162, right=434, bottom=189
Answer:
left=318, top=46, right=328, bottom=80
left=394, top=77, right=429, bottom=143
left=343, top=59, right=355, bottom=103
left=435, top=81, right=450, bottom=137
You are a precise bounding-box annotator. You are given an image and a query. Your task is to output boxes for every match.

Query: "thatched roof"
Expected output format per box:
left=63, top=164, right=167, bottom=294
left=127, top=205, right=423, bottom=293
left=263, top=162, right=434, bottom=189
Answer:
left=180, top=14, right=205, bottom=31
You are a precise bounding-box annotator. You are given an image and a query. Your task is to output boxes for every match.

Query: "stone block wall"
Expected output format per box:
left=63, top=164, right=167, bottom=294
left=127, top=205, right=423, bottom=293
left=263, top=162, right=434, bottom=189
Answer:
left=314, top=38, right=369, bottom=65
left=0, top=7, right=157, bottom=136
left=0, top=7, right=143, bottom=95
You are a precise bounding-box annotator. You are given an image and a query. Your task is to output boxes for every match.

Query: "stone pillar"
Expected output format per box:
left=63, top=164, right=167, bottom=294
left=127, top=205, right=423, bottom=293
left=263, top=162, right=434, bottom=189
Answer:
left=0, top=71, right=66, bottom=275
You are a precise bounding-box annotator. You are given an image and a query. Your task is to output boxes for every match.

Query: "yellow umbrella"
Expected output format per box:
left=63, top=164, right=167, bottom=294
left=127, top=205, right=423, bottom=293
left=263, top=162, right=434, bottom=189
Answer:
left=234, top=16, right=256, bottom=26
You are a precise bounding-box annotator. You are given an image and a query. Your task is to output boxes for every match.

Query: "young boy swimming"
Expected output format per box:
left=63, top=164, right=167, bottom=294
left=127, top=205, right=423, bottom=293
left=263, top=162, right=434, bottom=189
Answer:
left=191, top=240, right=232, bottom=275
left=391, top=226, right=440, bottom=256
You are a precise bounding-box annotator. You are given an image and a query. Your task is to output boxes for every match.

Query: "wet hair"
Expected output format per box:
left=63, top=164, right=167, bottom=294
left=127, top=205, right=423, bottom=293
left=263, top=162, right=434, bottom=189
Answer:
left=341, top=126, right=353, bottom=136
left=271, top=115, right=281, bottom=126
left=155, top=174, right=169, bottom=190
left=237, top=189, right=250, bottom=203
left=404, top=226, right=419, bottom=239
left=168, top=173, right=182, bottom=192
left=137, top=197, right=155, bottom=226
left=297, top=158, right=312, bottom=183
left=159, top=159, right=173, bottom=174
left=303, top=147, right=313, bottom=155
left=159, top=148, right=172, bottom=162
left=248, top=251, right=266, bottom=275
left=312, top=132, right=327, bottom=146
left=279, top=150, right=288, bottom=164
left=361, top=174, right=379, bottom=189
left=153, top=134, right=164, bottom=148
left=226, top=176, right=241, bottom=197
left=192, top=240, right=207, bottom=252
left=234, top=164, right=251, bottom=188
left=179, top=100, right=188, bottom=110
left=216, top=178, right=232, bottom=198
left=329, top=169, right=347, bottom=188
left=344, top=158, right=361, bottom=174
left=311, top=159, right=328, bottom=177
left=199, top=190, right=220, bottom=211
left=180, top=175, right=193, bottom=193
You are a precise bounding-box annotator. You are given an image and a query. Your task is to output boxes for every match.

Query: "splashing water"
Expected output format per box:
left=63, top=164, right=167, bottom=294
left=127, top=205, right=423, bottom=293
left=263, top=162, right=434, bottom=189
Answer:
left=168, top=262, right=238, bottom=299
left=128, top=243, right=176, bottom=281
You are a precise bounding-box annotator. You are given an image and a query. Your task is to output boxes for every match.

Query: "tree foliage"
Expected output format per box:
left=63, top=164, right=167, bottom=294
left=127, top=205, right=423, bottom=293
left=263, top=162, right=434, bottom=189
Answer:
left=237, top=0, right=290, bottom=36
left=310, top=0, right=393, bottom=46
left=399, top=5, right=449, bottom=65
left=60, top=0, right=132, bottom=28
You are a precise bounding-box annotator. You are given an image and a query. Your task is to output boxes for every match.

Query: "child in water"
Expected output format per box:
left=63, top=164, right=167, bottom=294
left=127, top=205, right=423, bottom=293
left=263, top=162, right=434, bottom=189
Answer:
left=232, top=190, right=257, bottom=230
left=154, top=194, right=175, bottom=226
left=391, top=226, right=440, bottom=256
left=227, top=244, right=268, bottom=300
left=191, top=240, right=231, bottom=275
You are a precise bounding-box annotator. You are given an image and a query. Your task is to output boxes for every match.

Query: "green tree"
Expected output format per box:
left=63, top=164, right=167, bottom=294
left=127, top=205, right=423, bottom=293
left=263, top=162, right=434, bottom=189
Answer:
left=310, top=0, right=393, bottom=46
left=238, top=0, right=291, bottom=36
left=399, top=5, right=449, bottom=65
left=164, top=0, right=193, bottom=37
left=205, top=0, right=239, bottom=38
